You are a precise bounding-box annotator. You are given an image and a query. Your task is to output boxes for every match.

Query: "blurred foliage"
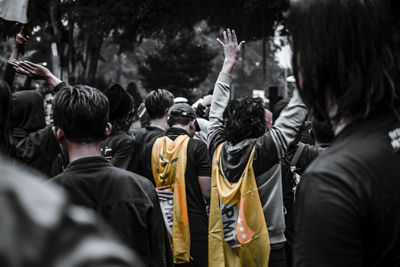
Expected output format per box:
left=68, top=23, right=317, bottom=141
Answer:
left=138, top=31, right=217, bottom=101
left=0, top=0, right=289, bottom=98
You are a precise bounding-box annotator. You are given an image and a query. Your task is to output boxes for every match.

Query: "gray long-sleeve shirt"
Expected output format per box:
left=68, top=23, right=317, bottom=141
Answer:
left=207, top=72, right=307, bottom=244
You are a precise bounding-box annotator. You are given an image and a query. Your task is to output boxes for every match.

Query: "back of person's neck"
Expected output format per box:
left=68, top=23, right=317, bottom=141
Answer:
left=150, top=117, right=167, bottom=131
left=66, top=140, right=102, bottom=163
left=169, top=124, right=190, bottom=134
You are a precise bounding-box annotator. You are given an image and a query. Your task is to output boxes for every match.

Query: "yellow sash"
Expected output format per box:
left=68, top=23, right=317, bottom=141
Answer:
left=151, top=135, right=191, bottom=263
left=209, top=142, right=270, bottom=267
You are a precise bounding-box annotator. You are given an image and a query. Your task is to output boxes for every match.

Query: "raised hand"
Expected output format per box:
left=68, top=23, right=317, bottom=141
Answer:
left=201, top=95, right=213, bottom=107
left=15, top=33, right=29, bottom=50
left=11, top=60, right=62, bottom=87
left=216, top=28, right=245, bottom=74
left=12, top=60, right=51, bottom=80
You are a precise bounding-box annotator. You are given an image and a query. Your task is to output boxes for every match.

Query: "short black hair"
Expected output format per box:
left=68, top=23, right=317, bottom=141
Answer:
left=53, top=85, right=109, bottom=143
left=311, top=117, right=334, bottom=144
left=223, top=97, right=266, bottom=145
left=289, top=0, right=400, bottom=123
left=145, top=89, right=174, bottom=120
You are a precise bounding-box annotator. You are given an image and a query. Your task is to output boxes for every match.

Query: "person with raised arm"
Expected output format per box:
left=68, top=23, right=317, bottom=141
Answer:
left=207, top=29, right=307, bottom=267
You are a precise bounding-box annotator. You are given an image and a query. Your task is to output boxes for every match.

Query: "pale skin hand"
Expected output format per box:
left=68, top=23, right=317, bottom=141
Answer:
left=216, top=28, right=245, bottom=74
left=10, top=33, right=29, bottom=60
left=11, top=60, right=62, bottom=87
left=201, top=95, right=213, bottom=107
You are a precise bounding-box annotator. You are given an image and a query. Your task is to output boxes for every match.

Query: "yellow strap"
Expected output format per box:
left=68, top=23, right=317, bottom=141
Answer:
left=209, top=142, right=270, bottom=267
left=151, top=135, right=191, bottom=263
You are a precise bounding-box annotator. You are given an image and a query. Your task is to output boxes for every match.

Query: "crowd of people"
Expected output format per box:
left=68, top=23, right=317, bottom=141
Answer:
left=1, top=0, right=400, bottom=266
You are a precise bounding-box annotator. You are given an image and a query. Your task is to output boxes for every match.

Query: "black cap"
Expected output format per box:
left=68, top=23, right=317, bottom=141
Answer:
left=167, top=103, right=196, bottom=120
left=105, top=84, right=134, bottom=121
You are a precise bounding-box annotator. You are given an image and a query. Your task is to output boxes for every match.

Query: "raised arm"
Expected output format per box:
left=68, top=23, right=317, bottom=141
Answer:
left=269, top=89, right=307, bottom=158
left=208, top=29, right=307, bottom=159
left=208, top=29, right=245, bottom=154
left=11, top=60, right=62, bottom=88
left=4, top=33, right=29, bottom=88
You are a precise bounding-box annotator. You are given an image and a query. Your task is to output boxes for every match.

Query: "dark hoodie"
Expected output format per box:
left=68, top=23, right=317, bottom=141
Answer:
left=11, top=90, right=46, bottom=143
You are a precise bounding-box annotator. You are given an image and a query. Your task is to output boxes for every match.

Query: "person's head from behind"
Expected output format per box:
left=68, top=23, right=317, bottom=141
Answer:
left=52, top=85, right=111, bottom=150
left=310, top=117, right=334, bottom=146
left=289, top=0, right=400, bottom=126
left=223, top=97, right=266, bottom=145
left=167, top=103, right=197, bottom=137
left=145, top=89, right=174, bottom=120
left=105, top=84, right=134, bottom=133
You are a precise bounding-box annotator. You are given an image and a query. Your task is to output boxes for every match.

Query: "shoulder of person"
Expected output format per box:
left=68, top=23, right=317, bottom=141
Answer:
left=112, top=167, right=155, bottom=190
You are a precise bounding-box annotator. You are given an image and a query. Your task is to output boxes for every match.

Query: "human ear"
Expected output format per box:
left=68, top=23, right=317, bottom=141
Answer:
left=104, top=123, right=112, bottom=138
left=53, top=126, right=65, bottom=142
left=189, top=121, right=196, bottom=137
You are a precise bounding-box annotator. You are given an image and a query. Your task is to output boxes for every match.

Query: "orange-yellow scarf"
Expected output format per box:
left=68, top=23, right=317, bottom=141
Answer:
left=209, top=142, right=270, bottom=267
left=151, top=135, right=191, bottom=263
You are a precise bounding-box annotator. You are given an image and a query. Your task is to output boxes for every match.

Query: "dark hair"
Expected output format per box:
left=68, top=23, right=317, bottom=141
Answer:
left=145, top=89, right=174, bottom=119
left=106, top=84, right=135, bottom=133
left=0, top=78, right=12, bottom=155
left=311, top=117, right=334, bottom=144
left=289, top=0, right=400, bottom=123
left=223, top=97, right=266, bottom=145
left=126, top=81, right=142, bottom=109
left=53, top=85, right=109, bottom=143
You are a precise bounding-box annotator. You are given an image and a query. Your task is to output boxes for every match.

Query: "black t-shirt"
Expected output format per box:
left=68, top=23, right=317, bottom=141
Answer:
left=130, top=126, right=165, bottom=177
left=294, top=112, right=400, bottom=267
left=101, top=130, right=136, bottom=170
left=164, top=127, right=211, bottom=260
left=51, top=156, right=173, bottom=267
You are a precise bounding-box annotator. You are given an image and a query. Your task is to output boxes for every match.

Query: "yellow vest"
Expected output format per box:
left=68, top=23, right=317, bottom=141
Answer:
left=151, top=135, right=191, bottom=263
left=209, top=142, right=270, bottom=267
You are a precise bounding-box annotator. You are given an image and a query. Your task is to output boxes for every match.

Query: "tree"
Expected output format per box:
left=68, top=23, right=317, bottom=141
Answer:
left=1, top=0, right=289, bottom=85
left=138, top=31, right=216, bottom=101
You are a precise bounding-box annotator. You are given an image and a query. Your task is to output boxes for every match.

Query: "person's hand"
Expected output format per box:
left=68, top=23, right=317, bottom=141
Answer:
left=11, top=60, right=62, bottom=87
left=201, top=95, right=213, bottom=107
left=11, top=60, right=51, bottom=80
left=15, top=33, right=29, bottom=50
left=217, top=28, right=245, bottom=74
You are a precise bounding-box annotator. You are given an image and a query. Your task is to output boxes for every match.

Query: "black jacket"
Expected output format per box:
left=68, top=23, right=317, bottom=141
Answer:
left=294, top=112, right=400, bottom=267
left=51, top=156, right=173, bottom=267
left=101, top=130, right=136, bottom=170
left=0, top=157, right=142, bottom=267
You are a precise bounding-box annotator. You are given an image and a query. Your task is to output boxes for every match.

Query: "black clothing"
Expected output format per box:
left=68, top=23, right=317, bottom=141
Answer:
left=0, top=158, right=142, bottom=267
left=10, top=82, right=68, bottom=177
left=281, top=143, right=325, bottom=267
left=3, top=62, right=15, bottom=89
left=165, top=127, right=211, bottom=263
left=51, top=156, right=173, bottom=267
left=15, top=126, right=64, bottom=177
left=282, top=142, right=325, bottom=214
left=131, top=126, right=165, bottom=178
left=101, top=131, right=136, bottom=170
left=10, top=90, right=46, bottom=143
left=294, top=112, right=400, bottom=267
